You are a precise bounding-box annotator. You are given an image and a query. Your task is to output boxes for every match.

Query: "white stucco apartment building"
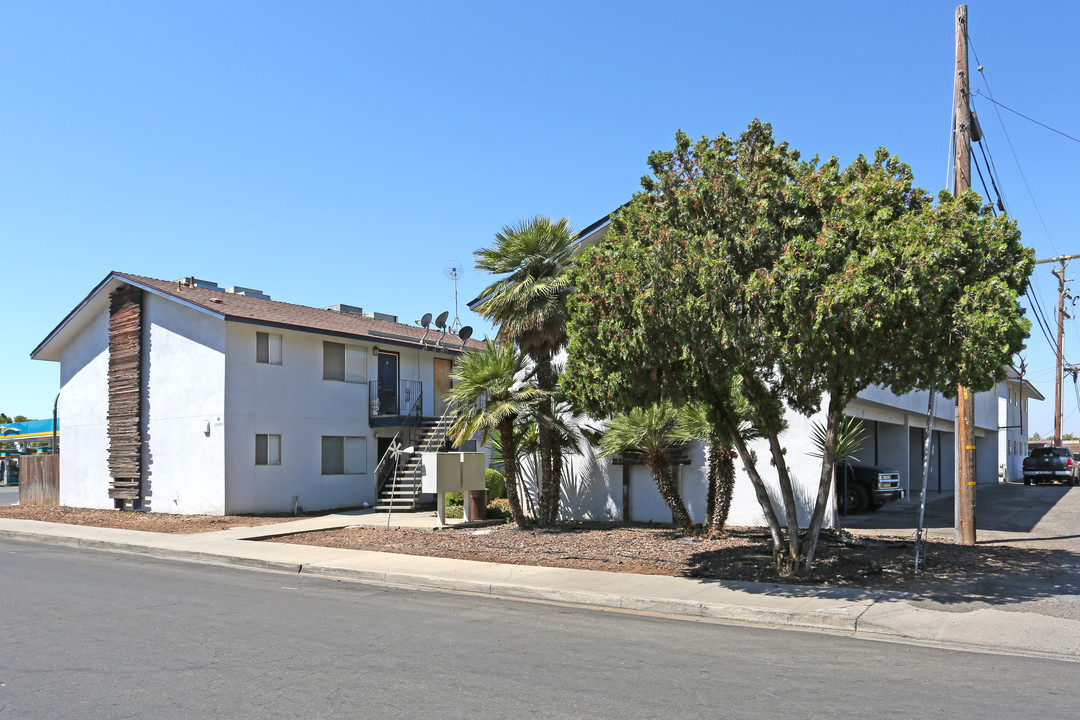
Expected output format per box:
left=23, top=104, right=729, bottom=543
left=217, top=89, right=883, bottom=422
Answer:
left=542, top=218, right=1043, bottom=527
left=32, top=272, right=479, bottom=515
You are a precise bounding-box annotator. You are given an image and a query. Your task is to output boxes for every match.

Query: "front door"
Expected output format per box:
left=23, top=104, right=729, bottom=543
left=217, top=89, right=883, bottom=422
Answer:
left=434, top=358, right=452, bottom=414
left=377, top=352, right=399, bottom=415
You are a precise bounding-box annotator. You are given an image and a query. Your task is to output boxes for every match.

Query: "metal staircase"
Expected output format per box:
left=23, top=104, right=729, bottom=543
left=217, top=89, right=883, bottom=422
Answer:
left=373, top=412, right=454, bottom=512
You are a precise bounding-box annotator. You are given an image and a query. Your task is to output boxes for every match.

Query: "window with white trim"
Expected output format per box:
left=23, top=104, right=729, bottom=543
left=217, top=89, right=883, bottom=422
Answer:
left=256, top=332, right=282, bottom=365
left=321, top=436, right=366, bottom=474
left=256, top=434, right=281, bottom=465
left=323, top=342, right=366, bottom=383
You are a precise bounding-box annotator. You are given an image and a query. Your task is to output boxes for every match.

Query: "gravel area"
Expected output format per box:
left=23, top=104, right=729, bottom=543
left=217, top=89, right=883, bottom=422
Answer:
left=4, top=504, right=1077, bottom=595
left=0, top=505, right=290, bottom=533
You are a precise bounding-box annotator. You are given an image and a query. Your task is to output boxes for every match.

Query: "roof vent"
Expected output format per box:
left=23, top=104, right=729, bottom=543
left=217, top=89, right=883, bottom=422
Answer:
left=225, top=286, right=270, bottom=300
left=324, top=304, right=364, bottom=315
left=364, top=311, right=398, bottom=323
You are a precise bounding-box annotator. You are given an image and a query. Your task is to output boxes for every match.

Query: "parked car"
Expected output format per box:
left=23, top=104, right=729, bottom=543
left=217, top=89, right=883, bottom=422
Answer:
left=836, top=462, right=903, bottom=514
left=1022, top=446, right=1080, bottom=485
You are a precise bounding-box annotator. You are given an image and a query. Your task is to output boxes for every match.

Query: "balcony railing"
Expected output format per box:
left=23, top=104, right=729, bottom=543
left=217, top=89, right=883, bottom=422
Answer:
left=369, top=379, right=422, bottom=420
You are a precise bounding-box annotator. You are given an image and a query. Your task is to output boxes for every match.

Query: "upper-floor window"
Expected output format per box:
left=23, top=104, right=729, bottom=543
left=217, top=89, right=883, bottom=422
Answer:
left=323, top=342, right=366, bottom=383
left=257, top=332, right=282, bottom=365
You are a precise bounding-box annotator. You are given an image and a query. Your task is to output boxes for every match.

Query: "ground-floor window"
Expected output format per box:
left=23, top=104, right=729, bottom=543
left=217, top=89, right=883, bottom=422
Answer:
left=321, top=436, right=366, bottom=474
left=256, top=434, right=281, bottom=465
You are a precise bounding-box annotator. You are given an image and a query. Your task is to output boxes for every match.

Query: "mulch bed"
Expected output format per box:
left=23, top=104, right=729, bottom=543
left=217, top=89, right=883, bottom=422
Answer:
left=3, top=505, right=1074, bottom=591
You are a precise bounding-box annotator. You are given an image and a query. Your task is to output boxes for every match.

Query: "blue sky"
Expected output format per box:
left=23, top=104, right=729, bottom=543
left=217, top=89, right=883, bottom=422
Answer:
left=3, top=1, right=1078, bottom=436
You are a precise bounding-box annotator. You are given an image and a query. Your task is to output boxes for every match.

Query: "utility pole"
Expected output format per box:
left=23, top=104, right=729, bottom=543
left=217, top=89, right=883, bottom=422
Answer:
left=1053, top=261, right=1066, bottom=446
left=1035, top=253, right=1080, bottom=445
left=954, top=4, right=976, bottom=545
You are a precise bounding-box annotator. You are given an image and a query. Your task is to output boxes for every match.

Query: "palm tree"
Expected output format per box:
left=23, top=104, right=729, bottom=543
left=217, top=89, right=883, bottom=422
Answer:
left=474, top=215, right=578, bottom=525
left=679, top=403, right=737, bottom=535
left=445, top=340, right=543, bottom=528
left=598, top=403, right=694, bottom=533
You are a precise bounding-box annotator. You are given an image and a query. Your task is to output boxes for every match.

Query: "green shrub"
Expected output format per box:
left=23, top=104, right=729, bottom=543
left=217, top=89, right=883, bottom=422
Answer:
left=486, top=498, right=513, bottom=520
left=485, top=468, right=506, bottom=499
left=445, top=491, right=464, bottom=506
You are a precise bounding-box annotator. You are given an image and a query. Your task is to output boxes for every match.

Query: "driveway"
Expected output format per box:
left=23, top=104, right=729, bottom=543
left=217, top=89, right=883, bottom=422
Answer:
left=843, top=481, right=1080, bottom=549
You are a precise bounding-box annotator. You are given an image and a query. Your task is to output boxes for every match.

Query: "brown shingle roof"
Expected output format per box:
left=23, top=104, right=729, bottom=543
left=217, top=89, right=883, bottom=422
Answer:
left=117, top=273, right=484, bottom=352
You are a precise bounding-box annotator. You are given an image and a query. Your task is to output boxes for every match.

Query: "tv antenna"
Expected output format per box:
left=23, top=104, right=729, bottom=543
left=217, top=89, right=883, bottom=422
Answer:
left=443, top=260, right=464, bottom=332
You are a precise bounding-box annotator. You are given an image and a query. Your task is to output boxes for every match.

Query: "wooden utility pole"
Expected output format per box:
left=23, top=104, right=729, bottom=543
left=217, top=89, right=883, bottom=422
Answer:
left=954, top=4, right=976, bottom=545
left=1054, top=261, right=1066, bottom=445
left=1034, top=253, right=1080, bottom=444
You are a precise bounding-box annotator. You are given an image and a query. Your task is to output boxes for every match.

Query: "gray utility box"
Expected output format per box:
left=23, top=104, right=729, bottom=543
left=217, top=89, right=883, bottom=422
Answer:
left=420, top=452, right=488, bottom=525
left=419, top=452, right=487, bottom=494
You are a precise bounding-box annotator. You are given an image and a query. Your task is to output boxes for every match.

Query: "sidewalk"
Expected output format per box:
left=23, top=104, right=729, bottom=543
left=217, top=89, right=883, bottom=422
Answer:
left=3, top=507, right=1079, bottom=662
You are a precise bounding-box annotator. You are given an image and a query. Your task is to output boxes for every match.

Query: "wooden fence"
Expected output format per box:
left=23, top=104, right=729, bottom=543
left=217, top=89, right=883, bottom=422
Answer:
left=19, top=454, right=59, bottom=506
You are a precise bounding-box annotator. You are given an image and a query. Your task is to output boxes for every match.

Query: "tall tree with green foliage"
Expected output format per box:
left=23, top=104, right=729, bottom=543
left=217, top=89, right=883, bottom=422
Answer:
left=445, top=340, right=544, bottom=529
left=776, top=155, right=1032, bottom=568
left=474, top=215, right=578, bottom=525
left=597, top=403, right=693, bottom=532
left=565, top=120, right=1032, bottom=575
left=565, top=121, right=810, bottom=571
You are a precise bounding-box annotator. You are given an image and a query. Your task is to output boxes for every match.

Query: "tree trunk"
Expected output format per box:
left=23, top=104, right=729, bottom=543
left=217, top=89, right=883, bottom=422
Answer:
left=741, top=376, right=801, bottom=572
left=797, top=392, right=845, bottom=571
left=764, top=430, right=801, bottom=573
left=535, top=358, right=561, bottom=525
left=727, top=428, right=789, bottom=570
left=550, top=433, right=564, bottom=523
left=705, top=447, right=718, bottom=529
left=500, top=421, right=527, bottom=529
left=707, top=443, right=735, bottom=535
left=649, top=458, right=693, bottom=533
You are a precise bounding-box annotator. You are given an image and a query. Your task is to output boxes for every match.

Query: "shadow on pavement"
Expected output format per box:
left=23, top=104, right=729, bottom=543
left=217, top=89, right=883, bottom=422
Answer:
left=843, top=482, right=1073, bottom=534
left=683, top=543, right=1080, bottom=609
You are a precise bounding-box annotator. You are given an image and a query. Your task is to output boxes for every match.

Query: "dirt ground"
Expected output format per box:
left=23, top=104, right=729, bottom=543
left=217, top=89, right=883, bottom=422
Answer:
left=3, top=503, right=1071, bottom=591
left=0, top=505, right=288, bottom=533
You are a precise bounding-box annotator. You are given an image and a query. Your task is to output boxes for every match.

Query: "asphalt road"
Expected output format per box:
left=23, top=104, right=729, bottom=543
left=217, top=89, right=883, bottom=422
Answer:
left=1, top=539, right=1076, bottom=719
left=0, top=486, right=18, bottom=506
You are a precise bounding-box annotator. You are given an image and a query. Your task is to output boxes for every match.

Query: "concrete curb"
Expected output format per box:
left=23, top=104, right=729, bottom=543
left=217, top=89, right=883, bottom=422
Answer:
left=299, top=562, right=863, bottom=631
left=4, top=524, right=1079, bottom=661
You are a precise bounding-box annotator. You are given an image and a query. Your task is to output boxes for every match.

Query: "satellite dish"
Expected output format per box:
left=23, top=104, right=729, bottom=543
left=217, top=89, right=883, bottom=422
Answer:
left=458, top=326, right=473, bottom=344
left=420, top=313, right=432, bottom=329
left=435, top=311, right=449, bottom=330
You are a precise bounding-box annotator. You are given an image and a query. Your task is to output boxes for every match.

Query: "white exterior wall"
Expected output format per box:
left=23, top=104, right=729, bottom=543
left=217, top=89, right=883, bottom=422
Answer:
left=998, top=381, right=1031, bottom=483
left=552, top=399, right=835, bottom=528
left=141, top=294, right=226, bottom=514
left=56, top=311, right=110, bottom=509
left=554, top=378, right=1025, bottom=527
left=224, top=325, right=376, bottom=514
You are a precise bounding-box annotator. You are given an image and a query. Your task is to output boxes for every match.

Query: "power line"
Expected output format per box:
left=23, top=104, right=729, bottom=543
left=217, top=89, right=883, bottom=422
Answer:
left=972, top=90, right=1080, bottom=145
left=966, top=34, right=1059, bottom=255
left=1026, top=289, right=1061, bottom=357
left=970, top=147, right=995, bottom=214
left=974, top=137, right=1005, bottom=212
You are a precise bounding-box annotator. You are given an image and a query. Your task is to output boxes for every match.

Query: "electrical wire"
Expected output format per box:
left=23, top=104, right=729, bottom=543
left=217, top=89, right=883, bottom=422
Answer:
left=974, top=137, right=1005, bottom=212
left=972, top=90, right=1080, bottom=145
left=1025, top=289, right=1061, bottom=357
left=966, top=34, right=1059, bottom=254
left=970, top=149, right=995, bottom=215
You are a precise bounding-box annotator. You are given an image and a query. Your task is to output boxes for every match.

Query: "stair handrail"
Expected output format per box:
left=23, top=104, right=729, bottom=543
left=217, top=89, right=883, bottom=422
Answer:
left=374, top=387, right=425, bottom=495
left=403, top=403, right=459, bottom=509
left=380, top=388, right=426, bottom=526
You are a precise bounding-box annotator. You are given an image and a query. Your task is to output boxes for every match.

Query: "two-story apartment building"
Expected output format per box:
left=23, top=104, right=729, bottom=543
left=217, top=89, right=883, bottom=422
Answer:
left=544, top=216, right=1043, bottom=527
left=31, top=272, right=480, bottom=515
